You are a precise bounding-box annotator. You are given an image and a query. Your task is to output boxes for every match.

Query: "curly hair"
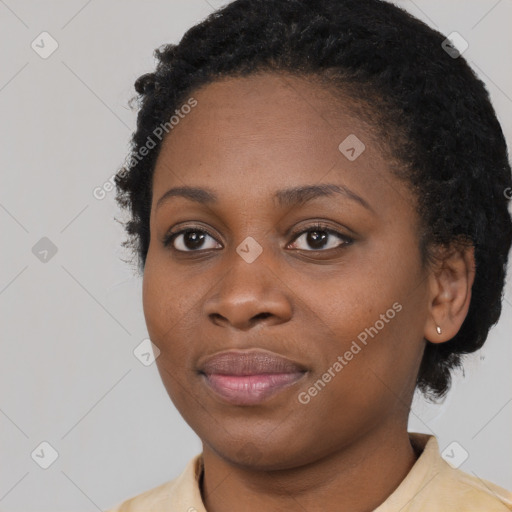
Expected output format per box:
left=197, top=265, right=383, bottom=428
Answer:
left=115, top=0, right=512, bottom=400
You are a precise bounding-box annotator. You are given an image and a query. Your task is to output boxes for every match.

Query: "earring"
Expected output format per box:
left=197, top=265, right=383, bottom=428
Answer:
left=436, top=325, right=442, bottom=335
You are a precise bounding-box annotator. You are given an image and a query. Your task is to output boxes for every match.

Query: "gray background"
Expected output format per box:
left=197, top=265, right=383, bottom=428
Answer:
left=1, top=0, right=511, bottom=510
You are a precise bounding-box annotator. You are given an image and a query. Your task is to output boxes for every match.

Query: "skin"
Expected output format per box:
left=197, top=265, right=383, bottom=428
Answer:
left=142, top=72, right=475, bottom=512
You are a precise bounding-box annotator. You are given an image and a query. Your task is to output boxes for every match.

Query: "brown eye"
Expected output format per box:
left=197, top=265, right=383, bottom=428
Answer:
left=164, top=228, right=222, bottom=252
left=288, top=224, right=353, bottom=251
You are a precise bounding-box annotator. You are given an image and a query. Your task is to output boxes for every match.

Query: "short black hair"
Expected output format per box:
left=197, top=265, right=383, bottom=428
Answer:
left=115, top=0, right=512, bottom=400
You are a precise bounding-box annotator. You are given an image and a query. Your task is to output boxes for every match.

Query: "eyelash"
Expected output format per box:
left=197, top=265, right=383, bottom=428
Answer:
left=162, top=222, right=353, bottom=253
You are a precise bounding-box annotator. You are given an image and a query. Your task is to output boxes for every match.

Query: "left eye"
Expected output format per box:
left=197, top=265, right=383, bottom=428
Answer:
left=287, top=226, right=352, bottom=251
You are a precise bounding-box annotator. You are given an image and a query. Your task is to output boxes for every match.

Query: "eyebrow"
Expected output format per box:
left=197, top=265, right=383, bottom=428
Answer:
left=156, top=183, right=374, bottom=214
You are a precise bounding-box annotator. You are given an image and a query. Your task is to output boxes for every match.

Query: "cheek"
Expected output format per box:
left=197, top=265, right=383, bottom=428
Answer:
left=142, top=252, right=197, bottom=357
left=142, top=256, right=203, bottom=416
left=298, top=248, right=425, bottom=389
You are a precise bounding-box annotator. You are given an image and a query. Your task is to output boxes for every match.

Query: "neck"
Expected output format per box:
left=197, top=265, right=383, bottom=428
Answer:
left=200, top=425, right=419, bottom=512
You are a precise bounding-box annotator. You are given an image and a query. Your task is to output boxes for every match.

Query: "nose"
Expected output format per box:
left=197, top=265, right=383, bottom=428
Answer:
left=203, top=246, right=293, bottom=331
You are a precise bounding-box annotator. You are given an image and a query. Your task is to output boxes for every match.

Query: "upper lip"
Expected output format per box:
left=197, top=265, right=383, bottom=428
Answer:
left=198, top=349, right=307, bottom=376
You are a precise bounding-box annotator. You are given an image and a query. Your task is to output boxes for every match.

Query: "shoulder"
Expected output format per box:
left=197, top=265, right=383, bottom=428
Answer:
left=105, top=478, right=178, bottom=512
left=105, top=453, right=205, bottom=512
left=378, top=434, right=512, bottom=512
left=431, top=465, right=512, bottom=511
left=409, top=433, right=512, bottom=511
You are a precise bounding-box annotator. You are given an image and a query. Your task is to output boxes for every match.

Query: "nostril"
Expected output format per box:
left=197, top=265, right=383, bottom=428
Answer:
left=253, top=312, right=272, bottom=321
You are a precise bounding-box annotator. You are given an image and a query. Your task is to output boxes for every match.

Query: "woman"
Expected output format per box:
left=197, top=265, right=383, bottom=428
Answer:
left=108, top=0, right=512, bottom=510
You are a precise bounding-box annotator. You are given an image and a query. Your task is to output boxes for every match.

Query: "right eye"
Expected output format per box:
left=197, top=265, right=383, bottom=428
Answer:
left=163, top=227, right=223, bottom=252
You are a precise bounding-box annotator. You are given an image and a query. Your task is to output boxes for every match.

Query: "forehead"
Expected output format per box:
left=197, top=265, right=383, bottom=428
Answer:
left=152, top=73, right=412, bottom=214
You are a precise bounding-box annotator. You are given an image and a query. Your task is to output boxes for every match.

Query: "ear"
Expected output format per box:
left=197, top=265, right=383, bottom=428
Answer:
left=424, top=243, right=476, bottom=343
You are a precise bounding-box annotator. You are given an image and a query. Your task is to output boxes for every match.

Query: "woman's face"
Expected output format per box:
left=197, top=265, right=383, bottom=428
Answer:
left=143, top=73, right=431, bottom=469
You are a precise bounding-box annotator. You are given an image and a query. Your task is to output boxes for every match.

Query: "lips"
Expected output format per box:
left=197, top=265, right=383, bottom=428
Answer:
left=198, top=349, right=307, bottom=405
left=199, top=350, right=306, bottom=375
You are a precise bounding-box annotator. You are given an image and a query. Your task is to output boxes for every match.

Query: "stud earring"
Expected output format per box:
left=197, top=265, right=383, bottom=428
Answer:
left=436, top=325, right=442, bottom=335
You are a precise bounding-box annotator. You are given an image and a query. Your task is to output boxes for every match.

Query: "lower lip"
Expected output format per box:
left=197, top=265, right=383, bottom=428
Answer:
left=202, top=372, right=306, bottom=405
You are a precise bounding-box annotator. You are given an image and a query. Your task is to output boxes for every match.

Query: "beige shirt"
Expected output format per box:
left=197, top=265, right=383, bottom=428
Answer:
left=107, top=433, right=512, bottom=511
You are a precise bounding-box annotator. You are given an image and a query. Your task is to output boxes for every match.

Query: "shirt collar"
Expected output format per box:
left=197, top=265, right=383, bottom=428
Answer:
left=175, top=432, right=439, bottom=512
